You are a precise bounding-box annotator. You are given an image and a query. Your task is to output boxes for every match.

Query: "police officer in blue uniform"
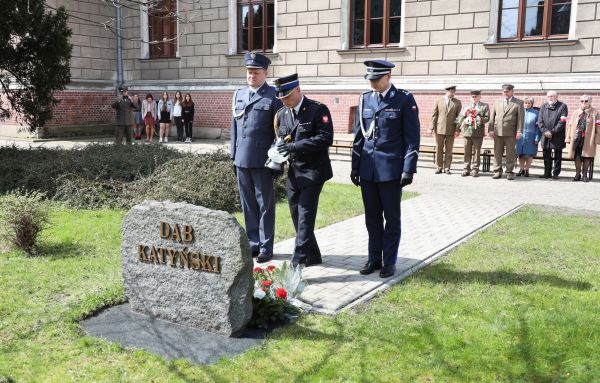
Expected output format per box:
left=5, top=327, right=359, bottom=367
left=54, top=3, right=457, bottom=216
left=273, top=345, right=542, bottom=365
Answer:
left=351, top=60, right=420, bottom=278
left=274, top=73, right=334, bottom=267
left=230, top=52, right=283, bottom=263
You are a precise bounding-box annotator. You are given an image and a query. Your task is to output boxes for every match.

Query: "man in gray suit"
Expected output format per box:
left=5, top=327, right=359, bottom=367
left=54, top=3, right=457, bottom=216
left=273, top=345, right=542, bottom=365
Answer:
left=230, top=53, right=283, bottom=263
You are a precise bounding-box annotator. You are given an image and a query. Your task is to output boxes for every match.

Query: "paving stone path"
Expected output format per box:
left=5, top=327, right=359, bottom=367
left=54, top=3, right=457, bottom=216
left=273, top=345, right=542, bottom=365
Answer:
left=257, top=194, right=523, bottom=314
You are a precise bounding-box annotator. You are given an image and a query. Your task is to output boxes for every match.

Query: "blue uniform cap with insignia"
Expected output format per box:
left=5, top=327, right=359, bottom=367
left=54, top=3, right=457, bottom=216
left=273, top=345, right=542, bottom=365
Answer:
left=244, top=52, right=271, bottom=69
left=273, top=73, right=300, bottom=99
left=364, top=60, right=395, bottom=80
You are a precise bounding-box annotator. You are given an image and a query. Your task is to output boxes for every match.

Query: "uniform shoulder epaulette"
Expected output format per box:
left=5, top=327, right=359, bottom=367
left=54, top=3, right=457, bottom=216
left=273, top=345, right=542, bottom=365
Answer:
left=275, top=106, right=287, bottom=115
left=361, top=90, right=372, bottom=95
left=398, top=89, right=411, bottom=96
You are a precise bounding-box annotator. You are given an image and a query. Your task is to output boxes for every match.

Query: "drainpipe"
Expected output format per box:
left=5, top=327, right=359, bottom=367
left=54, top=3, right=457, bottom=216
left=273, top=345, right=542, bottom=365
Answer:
left=116, top=2, right=124, bottom=92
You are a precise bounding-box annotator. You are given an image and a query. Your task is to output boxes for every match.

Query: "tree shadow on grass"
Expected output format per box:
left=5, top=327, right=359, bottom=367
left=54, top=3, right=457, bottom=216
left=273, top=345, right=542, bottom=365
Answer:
left=420, top=262, right=593, bottom=291
left=160, top=318, right=357, bottom=383
left=37, top=241, right=94, bottom=260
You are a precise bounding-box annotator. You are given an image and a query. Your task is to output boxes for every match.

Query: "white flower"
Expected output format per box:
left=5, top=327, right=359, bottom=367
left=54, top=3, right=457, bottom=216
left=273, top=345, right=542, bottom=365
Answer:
left=253, top=286, right=266, bottom=299
left=270, top=261, right=306, bottom=301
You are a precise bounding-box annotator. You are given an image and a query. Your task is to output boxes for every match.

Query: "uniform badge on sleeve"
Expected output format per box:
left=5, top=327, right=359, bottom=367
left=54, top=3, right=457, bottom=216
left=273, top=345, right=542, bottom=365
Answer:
left=411, top=105, right=418, bottom=112
left=322, top=115, right=329, bottom=124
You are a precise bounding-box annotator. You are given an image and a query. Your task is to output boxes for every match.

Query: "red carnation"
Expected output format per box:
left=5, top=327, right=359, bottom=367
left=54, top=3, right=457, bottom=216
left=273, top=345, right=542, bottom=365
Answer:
left=262, top=280, right=272, bottom=287
left=276, top=288, right=287, bottom=299
left=253, top=267, right=263, bottom=273
left=267, top=265, right=276, bottom=271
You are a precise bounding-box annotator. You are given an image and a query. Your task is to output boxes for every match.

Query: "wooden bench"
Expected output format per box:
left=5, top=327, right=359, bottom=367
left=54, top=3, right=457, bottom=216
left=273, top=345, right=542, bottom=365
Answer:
left=331, top=140, right=594, bottom=180
left=482, top=149, right=595, bottom=180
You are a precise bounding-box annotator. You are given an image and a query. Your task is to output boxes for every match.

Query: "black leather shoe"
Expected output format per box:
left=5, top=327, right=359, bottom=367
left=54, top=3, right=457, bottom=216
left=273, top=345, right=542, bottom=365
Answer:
left=573, top=174, right=581, bottom=182
left=360, top=261, right=382, bottom=275
left=256, top=253, right=273, bottom=263
left=552, top=175, right=559, bottom=180
left=305, top=258, right=322, bottom=267
left=251, top=250, right=260, bottom=258
left=583, top=175, right=590, bottom=183
left=292, top=257, right=306, bottom=268
left=379, top=265, right=396, bottom=278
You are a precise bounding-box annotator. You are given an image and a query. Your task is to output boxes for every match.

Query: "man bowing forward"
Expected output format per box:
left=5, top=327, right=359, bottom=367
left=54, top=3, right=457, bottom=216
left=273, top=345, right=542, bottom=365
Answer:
left=351, top=60, right=420, bottom=278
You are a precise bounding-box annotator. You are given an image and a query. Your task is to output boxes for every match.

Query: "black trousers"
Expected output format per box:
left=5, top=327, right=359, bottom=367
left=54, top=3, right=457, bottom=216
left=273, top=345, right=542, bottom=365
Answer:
left=542, top=148, right=562, bottom=177
left=361, top=180, right=402, bottom=266
left=115, top=125, right=132, bottom=145
left=183, top=119, right=193, bottom=139
left=174, top=116, right=183, bottom=140
left=287, top=172, right=324, bottom=264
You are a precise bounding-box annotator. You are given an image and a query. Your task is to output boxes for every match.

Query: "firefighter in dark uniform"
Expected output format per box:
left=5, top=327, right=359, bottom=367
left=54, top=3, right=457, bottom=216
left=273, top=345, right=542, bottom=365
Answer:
left=274, top=73, right=334, bottom=267
left=230, top=52, right=283, bottom=263
left=351, top=60, right=420, bottom=278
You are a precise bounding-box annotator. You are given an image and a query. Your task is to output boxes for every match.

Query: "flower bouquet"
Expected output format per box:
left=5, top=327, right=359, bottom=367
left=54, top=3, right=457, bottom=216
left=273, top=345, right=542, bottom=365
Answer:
left=456, top=106, right=484, bottom=135
left=249, top=262, right=306, bottom=328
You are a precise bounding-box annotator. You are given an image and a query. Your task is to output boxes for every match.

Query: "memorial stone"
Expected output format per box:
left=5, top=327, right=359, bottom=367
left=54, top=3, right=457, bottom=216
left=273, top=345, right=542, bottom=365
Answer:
left=121, top=200, right=253, bottom=336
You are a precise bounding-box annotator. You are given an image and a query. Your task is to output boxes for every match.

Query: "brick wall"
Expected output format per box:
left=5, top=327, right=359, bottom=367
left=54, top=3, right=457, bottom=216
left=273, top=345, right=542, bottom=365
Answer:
left=9, top=89, right=600, bottom=138
left=48, top=0, right=116, bottom=82
left=45, top=91, right=115, bottom=127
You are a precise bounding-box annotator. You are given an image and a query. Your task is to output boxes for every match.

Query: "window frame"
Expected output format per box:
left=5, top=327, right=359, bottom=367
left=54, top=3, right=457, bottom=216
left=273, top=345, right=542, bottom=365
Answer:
left=349, top=0, right=403, bottom=49
left=237, top=0, right=275, bottom=53
left=497, top=0, right=572, bottom=42
left=146, top=0, right=179, bottom=59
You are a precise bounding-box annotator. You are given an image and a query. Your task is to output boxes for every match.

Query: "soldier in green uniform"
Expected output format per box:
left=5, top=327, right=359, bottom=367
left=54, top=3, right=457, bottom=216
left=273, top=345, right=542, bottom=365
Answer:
left=457, top=90, right=490, bottom=177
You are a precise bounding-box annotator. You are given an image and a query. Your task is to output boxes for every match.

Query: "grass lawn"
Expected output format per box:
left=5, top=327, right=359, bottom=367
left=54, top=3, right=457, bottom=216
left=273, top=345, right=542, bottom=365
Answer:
left=2, top=199, right=599, bottom=381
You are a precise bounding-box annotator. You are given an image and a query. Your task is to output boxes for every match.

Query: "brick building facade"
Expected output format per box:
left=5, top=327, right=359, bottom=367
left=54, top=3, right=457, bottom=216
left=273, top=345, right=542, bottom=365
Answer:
left=1, top=0, right=599, bottom=138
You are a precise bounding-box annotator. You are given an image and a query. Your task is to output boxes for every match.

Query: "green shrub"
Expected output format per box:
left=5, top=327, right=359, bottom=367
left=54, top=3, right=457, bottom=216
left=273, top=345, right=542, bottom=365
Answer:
left=130, top=151, right=241, bottom=212
left=130, top=149, right=289, bottom=213
left=0, top=144, right=182, bottom=197
left=1, top=144, right=289, bottom=211
left=53, top=175, right=129, bottom=209
left=0, top=190, right=49, bottom=255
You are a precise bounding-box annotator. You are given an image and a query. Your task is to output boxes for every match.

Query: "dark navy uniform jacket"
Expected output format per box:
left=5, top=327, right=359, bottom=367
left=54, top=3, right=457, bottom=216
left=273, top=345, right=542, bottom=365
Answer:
left=277, top=97, right=334, bottom=187
left=352, top=85, right=421, bottom=182
left=230, top=82, right=283, bottom=168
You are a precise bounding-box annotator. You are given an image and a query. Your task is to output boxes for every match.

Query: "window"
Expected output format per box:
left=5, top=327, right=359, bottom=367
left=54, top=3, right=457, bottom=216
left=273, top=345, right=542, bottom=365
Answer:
left=238, top=0, right=274, bottom=52
left=148, top=0, right=177, bottom=58
left=351, top=0, right=402, bottom=48
left=498, top=0, right=571, bottom=41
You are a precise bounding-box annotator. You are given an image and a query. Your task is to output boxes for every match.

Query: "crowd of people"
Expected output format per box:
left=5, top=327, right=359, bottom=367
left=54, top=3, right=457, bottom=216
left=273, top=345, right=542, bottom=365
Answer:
left=111, top=87, right=196, bottom=145
left=112, top=51, right=599, bottom=280
left=430, top=86, right=600, bottom=182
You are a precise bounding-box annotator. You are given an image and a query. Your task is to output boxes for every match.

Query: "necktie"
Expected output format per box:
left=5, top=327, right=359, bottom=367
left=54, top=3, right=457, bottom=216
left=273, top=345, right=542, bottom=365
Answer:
left=504, top=99, right=508, bottom=111
left=378, top=93, right=383, bottom=103
left=292, top=109, right=297, bottom=120
left=249, top=91, right=255, bottom=100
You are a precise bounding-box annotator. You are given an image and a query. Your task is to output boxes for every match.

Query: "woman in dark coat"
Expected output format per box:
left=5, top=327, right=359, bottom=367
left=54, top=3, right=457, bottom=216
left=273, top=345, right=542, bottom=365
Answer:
left=182, top=93, right=195, bottom=143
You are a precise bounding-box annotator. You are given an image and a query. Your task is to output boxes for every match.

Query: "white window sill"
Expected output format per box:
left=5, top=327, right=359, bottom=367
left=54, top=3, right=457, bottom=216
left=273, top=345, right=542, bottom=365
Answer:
left=225, top=53, right=280, bottom=59
left=138, top=57, right=181, bottom=62
left=484, top=39, right=579, bottom=49
left=336, top=47, right=407, bottom=55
